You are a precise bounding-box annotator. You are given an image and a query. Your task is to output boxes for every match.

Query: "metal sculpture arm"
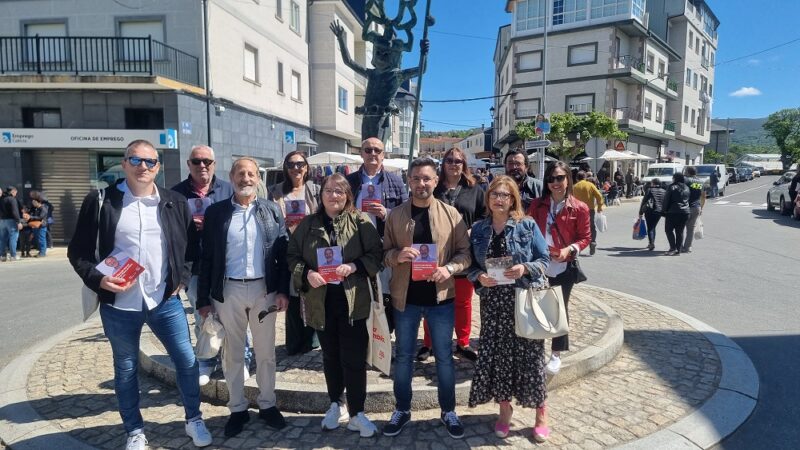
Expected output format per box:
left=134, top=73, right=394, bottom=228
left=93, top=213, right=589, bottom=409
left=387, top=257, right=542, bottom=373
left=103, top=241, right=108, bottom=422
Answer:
left=330, top=21, right=368, bottom=77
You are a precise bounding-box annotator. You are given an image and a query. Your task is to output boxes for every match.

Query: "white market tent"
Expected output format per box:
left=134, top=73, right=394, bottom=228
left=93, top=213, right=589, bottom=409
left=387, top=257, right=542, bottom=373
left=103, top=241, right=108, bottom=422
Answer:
left=381, top=158, right=408, bottom=172
left=598, top=149, right=638, bottom=161
left=306, top=152, right=363, bottom=165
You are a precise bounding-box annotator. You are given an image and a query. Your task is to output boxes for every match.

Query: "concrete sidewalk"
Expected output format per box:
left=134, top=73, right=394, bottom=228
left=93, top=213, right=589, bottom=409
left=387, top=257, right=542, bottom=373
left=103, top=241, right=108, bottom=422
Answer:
left=0, top=285, right=757, bottom=449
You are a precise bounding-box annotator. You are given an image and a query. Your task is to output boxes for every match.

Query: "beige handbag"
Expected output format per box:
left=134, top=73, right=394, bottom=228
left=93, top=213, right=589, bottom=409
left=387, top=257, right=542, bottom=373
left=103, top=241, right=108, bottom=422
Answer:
left=514, top=284, right=569, bottom=340
left=365, top=277, right=391, bottom=376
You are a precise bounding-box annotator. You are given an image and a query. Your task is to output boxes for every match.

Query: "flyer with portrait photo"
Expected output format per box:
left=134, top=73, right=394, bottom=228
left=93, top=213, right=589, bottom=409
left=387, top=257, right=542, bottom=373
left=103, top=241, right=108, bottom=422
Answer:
left=95, top=252, right=145, bottom=285
left=316, top=246, right=343, bottom=284
left=284, top=199, right=306, bottom=227
left=411, top=243, right=438, bottom=281
left=191, top=197, right=212, bottom=220
left=485, top=256, right=515, bottom=285
left=360, top=183, right=382, bottom=212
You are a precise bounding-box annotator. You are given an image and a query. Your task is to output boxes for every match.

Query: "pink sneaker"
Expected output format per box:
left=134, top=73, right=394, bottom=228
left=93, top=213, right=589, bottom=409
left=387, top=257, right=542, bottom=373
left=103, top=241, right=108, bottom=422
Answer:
left=494, top=421, right=510, bottom=438
left=533, top=425, right=551, bottom=442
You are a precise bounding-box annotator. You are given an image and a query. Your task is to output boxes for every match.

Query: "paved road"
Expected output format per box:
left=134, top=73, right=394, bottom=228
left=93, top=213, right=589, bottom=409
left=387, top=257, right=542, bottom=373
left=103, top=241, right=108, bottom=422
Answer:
left=581, top=175, right=799, bottom=450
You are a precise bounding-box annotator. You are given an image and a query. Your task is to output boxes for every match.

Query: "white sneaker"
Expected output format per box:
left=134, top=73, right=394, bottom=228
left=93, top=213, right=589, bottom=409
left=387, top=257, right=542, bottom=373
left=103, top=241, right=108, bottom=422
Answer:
left=198, top=365, right=213, bottom=386
left=13, top=255, right=20, bottom=261
left=125, top=433, right=147, bottom=450
left=347, top=412, right=378, bottom=437
left=185, top=418, right=213, bottom=447
left=321, top=402, right=348, bottom=431
left=545, top=354, right=561, bottom=375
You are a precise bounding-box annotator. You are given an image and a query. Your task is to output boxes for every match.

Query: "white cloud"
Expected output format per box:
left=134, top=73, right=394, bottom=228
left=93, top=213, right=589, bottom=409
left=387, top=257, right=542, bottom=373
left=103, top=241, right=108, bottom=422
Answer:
left=729, top=87, right=762, bottom=97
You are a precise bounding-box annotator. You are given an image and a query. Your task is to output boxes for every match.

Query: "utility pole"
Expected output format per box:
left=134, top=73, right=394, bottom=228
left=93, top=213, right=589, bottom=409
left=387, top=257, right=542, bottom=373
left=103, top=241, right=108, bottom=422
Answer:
left=725, top=117, right=731, bottom=163
left=538, top=0, right=550, bottom=180
left=407, top=0, right=433, bottom=170
left=202, top=0, right=213, bottom=146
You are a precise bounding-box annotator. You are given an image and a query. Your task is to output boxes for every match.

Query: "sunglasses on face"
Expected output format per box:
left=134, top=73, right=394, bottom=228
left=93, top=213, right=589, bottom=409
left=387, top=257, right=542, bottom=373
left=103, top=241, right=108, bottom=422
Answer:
left=445, top=158, right=464, bottom=165
left=363, top=147, right=383, bottom=155
left=546, top=174, right=568, bottom=184
left=126, top=156, right=159, bottom=169
left=190, top=158, right=214, bottom=166
left=258, top=304, right=279, bottom=323
left=285, top=161, right=307, bottom=170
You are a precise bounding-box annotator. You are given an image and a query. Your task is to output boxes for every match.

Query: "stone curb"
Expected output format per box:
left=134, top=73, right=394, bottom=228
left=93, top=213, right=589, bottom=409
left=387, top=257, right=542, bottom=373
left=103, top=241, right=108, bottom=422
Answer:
left=594, top=286, right=759, bottom=450
left=138, top=294, right=624, bottom=413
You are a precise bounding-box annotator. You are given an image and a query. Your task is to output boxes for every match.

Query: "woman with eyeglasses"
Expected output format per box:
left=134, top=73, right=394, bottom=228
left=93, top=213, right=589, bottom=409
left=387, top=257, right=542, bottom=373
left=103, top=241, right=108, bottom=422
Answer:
left=414, top=148, right=486, bottom=363
left=466, top=176, right=550, bottom=440
left=527, top=161, right=591, bottom=379
left=268, top=151, right=321, bottom=355
left=286, top=173, right=384, bottom=437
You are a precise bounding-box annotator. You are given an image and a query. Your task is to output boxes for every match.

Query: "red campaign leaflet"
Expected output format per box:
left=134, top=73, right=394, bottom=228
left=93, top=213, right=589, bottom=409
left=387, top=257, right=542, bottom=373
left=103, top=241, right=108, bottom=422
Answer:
left=317, top=246, right=343, bottom=284
left=360, top=183, right=382, bottom=212
left=411, top=243, right=438, bottom=281
left=96, top=252, right=145, bottom=285
left=191, top=197, right=212, bottom=220
left=284, top=199, right=306, bottom=227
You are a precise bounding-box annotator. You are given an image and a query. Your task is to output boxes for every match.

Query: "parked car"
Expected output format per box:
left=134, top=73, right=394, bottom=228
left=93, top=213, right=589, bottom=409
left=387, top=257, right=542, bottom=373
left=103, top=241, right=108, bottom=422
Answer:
left=767, top=171, right=796, bottom=215
left=726, top=167, right=740, bottom=183
left=751, top=167, right=761, bottom=178
left=739, top=167, right=754, bottom=181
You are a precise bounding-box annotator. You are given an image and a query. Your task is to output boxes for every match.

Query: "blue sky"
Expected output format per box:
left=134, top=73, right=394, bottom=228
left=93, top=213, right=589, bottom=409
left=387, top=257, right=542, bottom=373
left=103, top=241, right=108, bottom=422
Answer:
left=392, top=0, right=800, bottom=131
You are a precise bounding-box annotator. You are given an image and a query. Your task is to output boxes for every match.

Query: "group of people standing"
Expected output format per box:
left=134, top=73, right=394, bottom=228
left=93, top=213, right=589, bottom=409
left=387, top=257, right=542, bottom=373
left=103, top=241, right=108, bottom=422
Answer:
left=68, top=138, right=594, bottom=449
left=0, top=185, right=52, bottom=260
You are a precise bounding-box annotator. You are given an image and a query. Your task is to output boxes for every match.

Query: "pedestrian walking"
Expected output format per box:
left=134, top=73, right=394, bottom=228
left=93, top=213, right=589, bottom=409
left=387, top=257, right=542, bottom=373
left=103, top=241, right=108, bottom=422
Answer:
left=269, top=151, right=321, bottom=356
left=467, top=176, right=551, bottom=442
left=171, top=145, right=236, bottom=386
left=572, top=171, right=604, bottom=255
left=196, top=157, right=290, bottom=437
left=417, top=147, right=485, bottom=363
left=639, top=179, right=666, bottom=251
left=504, top=148, right=543, bottom=211
left=682, top=166, right=706, bottom=253
left=597, top=161, right=610, bottom=185
left=68, top=140, right=212, bottom=449
left=26, top=192, right=49, bottom=257
left=287, top=173, right=383, bottom=437
left=382, top=157, right=471, bottom=439
left=661, top=173, right=690, bottom=256
left=528, top=161, right=591, bottom=376
left=1, top=186, right=22, bottom=261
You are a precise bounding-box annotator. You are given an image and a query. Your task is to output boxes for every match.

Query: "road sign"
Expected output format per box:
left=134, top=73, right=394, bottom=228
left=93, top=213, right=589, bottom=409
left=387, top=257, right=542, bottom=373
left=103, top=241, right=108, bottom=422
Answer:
left=524, top=139, right=551, bottom=150
left=285, top=130, right=295, bottom=144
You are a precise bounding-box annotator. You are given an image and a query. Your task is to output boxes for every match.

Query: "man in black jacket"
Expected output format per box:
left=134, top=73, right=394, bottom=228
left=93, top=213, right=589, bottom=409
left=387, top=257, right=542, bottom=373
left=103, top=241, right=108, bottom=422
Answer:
left=504, top=148, right=543, bottom=211
left=1, top=186, right=22, bottom=261
left=197, top=157, right=290, bottom=437
left=67, top=140, right=212, bottom=449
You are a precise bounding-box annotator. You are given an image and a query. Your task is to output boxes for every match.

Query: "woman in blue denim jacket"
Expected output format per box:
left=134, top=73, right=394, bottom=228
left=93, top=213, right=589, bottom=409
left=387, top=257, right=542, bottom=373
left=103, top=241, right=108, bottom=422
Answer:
left=465, top=175, right=552, bottom=442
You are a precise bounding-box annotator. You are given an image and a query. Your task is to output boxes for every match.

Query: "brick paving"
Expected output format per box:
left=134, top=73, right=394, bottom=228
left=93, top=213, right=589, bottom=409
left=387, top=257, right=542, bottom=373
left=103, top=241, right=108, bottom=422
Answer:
left=25, top=285, right=720, bottom=449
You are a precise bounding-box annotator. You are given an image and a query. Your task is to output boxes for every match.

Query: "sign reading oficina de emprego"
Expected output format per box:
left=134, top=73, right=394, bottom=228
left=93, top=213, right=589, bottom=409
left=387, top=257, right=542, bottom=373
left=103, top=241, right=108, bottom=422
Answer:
left=0, top=129, right=178, bottom=149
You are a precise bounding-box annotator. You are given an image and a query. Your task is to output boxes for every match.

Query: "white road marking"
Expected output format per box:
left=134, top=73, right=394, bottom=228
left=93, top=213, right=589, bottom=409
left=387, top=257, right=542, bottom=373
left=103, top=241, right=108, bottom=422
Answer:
left=715, top=201, right=730, bottom=205
left=737, top=202, right=752, bottom=206
left=720, top=182, right=773, bottom=199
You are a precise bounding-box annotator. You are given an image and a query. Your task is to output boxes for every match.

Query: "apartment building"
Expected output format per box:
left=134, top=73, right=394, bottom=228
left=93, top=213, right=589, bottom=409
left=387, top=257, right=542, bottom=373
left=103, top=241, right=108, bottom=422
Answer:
left=455, top=129, right=494, bottom=159
left=419, top=137, right=461, bottom=159
left=495, top=0, right=719, bottom=169
left=0, top=0, right=366, bottom=242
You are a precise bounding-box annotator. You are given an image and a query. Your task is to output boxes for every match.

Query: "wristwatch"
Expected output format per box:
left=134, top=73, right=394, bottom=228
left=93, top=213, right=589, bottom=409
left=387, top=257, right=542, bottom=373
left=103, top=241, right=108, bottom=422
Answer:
left=568, top=246, right=578, bottom=257
left=445, top=263, right=456, bottom=275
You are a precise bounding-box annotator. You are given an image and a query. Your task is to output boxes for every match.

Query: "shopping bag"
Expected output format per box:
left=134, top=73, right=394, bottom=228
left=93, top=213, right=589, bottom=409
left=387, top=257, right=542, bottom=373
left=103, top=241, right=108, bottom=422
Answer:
left=694, top=218, right=704, bottom=240
left=196, top=313, right=225, bottom=360
left=365, top=278, right=391, bottom=376
left=595, top=211, right=608, bottom=232
left=632, top=218, right=647, bottom=240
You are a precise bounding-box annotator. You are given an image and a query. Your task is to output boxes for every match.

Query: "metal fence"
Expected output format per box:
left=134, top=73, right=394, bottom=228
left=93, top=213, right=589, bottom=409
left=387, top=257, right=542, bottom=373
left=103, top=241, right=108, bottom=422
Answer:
left=0, top=35, right=200, bottom=87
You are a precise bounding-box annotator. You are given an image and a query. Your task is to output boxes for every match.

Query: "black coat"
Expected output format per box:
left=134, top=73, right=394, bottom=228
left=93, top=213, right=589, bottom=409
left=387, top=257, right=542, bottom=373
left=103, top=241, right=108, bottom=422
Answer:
left=68, top=181, right=194, bottom=305
left=661, top=183, right=690, bottom=216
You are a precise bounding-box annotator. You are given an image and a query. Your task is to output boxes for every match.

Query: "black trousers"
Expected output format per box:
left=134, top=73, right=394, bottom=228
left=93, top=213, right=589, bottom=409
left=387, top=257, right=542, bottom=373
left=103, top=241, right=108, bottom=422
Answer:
left=644, top=211, right=661, bottom=245
left=317, top=294, right=369, bottom=417
left=548, top=268, right=576, bottom=352
left=285, top=295, right=318, bottom=355
left=589, top=210, right=597, bottom=244
left=664, top=214, right=689, bottom=252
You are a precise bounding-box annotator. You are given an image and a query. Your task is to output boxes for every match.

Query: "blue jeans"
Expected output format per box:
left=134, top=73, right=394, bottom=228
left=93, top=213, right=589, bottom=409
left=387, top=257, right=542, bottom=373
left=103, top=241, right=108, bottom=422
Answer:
left=37, top=226, right=47, bottom=256
left=393, top=301, right=456, bottom=412
left=0, top=219, right=19, bottom=258
left=100, top=295, right=202, bottom=434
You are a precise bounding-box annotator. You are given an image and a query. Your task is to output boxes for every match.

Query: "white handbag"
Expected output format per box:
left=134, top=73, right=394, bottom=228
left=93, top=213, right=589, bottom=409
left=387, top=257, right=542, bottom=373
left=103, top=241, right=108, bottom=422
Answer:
left=694, top=218, right=704, bottom=239
left=514, top=284, right=569, bottom=340
left=365, top=277, right=391, bottom=376
left=196, top=313, right=225, bottom=360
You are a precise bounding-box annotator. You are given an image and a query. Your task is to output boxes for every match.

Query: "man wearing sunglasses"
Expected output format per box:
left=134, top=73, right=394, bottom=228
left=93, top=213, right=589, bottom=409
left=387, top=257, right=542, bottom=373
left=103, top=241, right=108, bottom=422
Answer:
left=504, top=148, right=543, bottom=211
left=68, top=140, right=212, bottom=449
left=171, top=145, right=234, bottom=386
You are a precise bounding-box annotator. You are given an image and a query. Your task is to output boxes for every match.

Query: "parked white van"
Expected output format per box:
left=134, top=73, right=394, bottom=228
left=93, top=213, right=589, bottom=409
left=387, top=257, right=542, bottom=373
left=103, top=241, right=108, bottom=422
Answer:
left=641, top=162, right=685, bottom=187
left=685, top=164, right=729, bottom=197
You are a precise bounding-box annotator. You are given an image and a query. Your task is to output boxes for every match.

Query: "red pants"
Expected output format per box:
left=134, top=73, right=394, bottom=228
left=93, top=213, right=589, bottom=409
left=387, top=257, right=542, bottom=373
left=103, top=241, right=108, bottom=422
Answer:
left=423, top=277, right=473, bottom=348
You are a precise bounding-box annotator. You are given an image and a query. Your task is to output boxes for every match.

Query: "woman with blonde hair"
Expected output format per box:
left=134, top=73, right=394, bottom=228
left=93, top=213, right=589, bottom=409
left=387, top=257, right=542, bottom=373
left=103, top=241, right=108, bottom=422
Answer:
left=466, top=175, right=551, bottom=441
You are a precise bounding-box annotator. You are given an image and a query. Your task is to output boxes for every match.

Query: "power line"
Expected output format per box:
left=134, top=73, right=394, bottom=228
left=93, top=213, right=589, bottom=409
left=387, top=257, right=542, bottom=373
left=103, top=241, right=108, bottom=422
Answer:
left=421, top=118, right=484, bottom=128
left=422, top=93, right=512, bottom=103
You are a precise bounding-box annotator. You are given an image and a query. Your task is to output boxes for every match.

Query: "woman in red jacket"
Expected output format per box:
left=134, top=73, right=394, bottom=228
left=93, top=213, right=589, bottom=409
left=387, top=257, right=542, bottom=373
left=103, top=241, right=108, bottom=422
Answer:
left=527, top=161, right=591, bottom=377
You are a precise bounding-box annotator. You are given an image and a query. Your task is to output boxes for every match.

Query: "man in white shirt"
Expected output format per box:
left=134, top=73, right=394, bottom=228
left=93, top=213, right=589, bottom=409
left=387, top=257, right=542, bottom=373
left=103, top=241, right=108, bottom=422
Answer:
left=197, top=157, right=290, bottom=437
left=68, top=140, right=212, bottom=450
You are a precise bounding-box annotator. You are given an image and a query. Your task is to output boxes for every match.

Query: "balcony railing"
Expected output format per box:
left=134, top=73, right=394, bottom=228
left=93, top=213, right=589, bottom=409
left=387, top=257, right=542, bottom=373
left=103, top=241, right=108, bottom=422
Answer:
left=614, top=55, right=645, bottom=73
left=666, top=78, right=678, bottom=92
left=664, top=120, right=676, bottom=132
left=612, top=107, right=643, bottom=122
left=0, top=35, right=201, bottom=87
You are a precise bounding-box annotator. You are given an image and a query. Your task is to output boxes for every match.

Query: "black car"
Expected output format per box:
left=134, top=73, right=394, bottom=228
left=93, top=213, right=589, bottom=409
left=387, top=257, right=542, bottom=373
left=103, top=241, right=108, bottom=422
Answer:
left=727, top=167, right=740, bottom=183
left=738, top=167, right=753, bottom=181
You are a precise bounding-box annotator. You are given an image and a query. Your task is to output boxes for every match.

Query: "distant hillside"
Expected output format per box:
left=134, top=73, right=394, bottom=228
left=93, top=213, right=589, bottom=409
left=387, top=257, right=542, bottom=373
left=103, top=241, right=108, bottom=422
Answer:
left=711, top=118, right=777, bottom=150
left=421, top=127, right=483, bottom=139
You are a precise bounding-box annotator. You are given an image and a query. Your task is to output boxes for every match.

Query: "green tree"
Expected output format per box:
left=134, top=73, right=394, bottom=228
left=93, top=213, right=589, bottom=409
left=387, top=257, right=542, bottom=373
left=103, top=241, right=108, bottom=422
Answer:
left=515, top=111, right=627, bottom=161
left=704, top=149, right=736, bottom=166
left=762, top=108, right=800, bottom=170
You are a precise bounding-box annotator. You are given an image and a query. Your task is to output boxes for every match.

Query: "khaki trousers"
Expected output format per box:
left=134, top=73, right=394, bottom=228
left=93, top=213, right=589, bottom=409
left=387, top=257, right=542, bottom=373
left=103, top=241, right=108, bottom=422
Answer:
left=214, top=279, right=277, bottom=412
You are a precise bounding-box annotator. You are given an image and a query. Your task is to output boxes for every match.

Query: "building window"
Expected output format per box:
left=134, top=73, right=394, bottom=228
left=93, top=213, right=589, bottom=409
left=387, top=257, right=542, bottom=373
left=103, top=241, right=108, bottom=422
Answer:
left=686, top=68, right=691, bottom=86
left=243, top=44, right=259, bottom=83
left=710, top=52, right=715, bottom=67
left=516, top=99, right=540, bottom=118
left=277, top=61, right=284, bottom=94
left=22, top=108, right=61, bottom=128
left=565, top=93, right=594, bottom=114
left=552, top=0, right=587, bottom=25
left=684, top=106, right=689, bottom=123
left=117, top=19, right=165, bottom=60
left=708, top=84, right=713, bottom=97
left=338, top=86, right=348, bottom=111
left=291, top=70, right=301, bottom=101
left=517, top=50, right=542, bottom=71
left=516, top=0, right=546, bottom=31
left=124, top=108, right=164, bottom=129
left=23, top=22, right=68, bottom=63
left=567, top=42, right=597, bottom=66
left=688, top=30, right=693, bottom=48
left=655, top=104, right=663, bottom=123
left=695, top=37, right=700, bottom=54
left=276, top=0, right=283, bottom=19
left=693, top=73, right=698, bottom=90
left=290, top=1, right=300, bottom=33
left=691, top=109, right=696, bottom=127
left=700, top=75, right=707, bottom=93
left=645, top=52, right=654, bottom=73
left=658, top=60, right=665, bottom=78
left=590, top=0, right=630, bottom=19
left=644, top=100, right=652, bottom=120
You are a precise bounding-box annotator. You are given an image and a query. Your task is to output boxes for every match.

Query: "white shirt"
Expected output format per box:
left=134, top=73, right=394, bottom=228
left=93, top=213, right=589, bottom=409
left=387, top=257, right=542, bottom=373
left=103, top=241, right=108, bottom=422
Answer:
left=112, top=181, right=168, bottom=311
left=225, top=197, right=265, bottom=279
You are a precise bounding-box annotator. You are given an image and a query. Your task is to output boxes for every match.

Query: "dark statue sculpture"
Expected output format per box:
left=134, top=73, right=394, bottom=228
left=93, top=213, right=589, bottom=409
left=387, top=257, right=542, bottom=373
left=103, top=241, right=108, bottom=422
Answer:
left=331, top=0, right=430, bottom=141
